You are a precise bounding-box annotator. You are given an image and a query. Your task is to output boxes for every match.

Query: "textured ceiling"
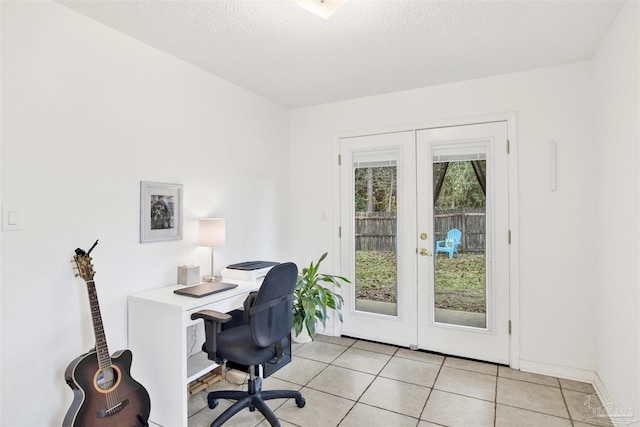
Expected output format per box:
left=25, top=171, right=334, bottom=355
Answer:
left=58, top=0, right=625, bottom=108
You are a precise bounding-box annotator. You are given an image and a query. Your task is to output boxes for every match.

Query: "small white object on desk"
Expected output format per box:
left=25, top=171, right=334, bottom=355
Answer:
left=177, top=265, right=200, bottom=285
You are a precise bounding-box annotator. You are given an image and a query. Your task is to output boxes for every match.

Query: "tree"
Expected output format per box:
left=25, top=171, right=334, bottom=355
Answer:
left=434, top=161, right=485, bottom=209
left=354, top=166, right=397, bottom=213
left=354, top=161, right=483, bottom=212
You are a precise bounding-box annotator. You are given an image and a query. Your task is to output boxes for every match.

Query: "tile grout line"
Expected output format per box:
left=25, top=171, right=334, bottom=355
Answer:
left=495, top=370, right=585, bottom=425
left=307, top=337, right=360, bottom=426
left=558, top=382, right=577, bottom=427
left=198, top=338, right=583, bottom=427
left=419, top=354, right=447, bottom=425
left=494, top=362, right=499, bottom=427
left=304, top=339, right=446, bottom=426
left=318, top=342, right=506, bottom=425
left=335, top=343, right=399, bottom=426
left=348, top=346, right=453, bottom=426
left=268, top=337, right=589, bottom=427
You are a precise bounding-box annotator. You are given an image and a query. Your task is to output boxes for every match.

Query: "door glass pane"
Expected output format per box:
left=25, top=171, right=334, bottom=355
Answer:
left=353, top=154, right=398, bottom=316
left=432, top=145, right=487, bottom=328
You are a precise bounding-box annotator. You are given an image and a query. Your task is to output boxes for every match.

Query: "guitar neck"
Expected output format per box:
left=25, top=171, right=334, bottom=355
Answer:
left=86, top=280, right=111, bottom=369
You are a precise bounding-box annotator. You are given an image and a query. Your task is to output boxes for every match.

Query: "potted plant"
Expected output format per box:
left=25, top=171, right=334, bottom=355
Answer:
left=292, top=252, right=350, bottom=343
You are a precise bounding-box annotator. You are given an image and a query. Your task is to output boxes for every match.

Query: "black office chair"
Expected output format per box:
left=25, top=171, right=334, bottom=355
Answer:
left=191, top=262, right=305, bottom=427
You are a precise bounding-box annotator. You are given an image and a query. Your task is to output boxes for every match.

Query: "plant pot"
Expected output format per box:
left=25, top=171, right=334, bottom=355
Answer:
left=291, top=325, right=312, bottom=343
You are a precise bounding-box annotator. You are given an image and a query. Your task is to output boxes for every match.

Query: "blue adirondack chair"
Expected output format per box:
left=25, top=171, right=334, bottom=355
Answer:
left=435, top=228, right=462, bottom=259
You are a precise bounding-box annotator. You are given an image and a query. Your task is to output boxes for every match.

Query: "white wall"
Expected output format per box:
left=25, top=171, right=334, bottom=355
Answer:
left=593, top=0, right=639, bottom=421
left=2, top=1, right=637, bottom=425
left=1, top=2, right=290, bottom=425
left=290, top=63, right=598, bottom=372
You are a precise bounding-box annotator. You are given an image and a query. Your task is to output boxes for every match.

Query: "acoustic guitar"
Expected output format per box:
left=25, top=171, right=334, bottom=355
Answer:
left=63, top=240, right=150, bottom=427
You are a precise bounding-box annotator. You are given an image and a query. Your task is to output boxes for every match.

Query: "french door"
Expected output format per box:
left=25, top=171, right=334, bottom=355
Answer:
left=340, top=122, right=511, bottom=364
left=339, top=131, right=417, bottom=346
left=416, top=122, right=510, bottom=364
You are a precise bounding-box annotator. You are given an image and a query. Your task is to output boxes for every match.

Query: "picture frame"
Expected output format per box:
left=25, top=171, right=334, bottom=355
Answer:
left=140, top=181, right=183, bottom=243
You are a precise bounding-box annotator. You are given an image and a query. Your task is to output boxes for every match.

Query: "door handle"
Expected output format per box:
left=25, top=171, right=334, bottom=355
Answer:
left=419, top=248, right=432, bottom=257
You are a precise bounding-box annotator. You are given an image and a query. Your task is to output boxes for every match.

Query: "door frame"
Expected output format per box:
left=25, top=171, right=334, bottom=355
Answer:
left=332, top=112, right=520, bottom=369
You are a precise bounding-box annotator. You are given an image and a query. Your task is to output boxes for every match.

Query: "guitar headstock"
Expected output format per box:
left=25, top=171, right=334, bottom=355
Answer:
left=73, top=254, right=95, bottom=282
left=73, top=240, right=98, bottom=282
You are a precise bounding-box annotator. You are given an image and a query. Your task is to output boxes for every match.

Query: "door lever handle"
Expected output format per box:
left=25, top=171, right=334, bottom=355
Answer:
left=419, top=248, right=432, bottom=257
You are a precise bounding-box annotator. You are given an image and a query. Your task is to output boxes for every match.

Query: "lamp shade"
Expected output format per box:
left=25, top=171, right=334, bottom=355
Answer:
left=199, top=218, right=226, bottom=247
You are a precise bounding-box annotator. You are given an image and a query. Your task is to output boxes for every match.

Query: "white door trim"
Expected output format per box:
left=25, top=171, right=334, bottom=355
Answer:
left=332, top=112, right=520, bottom=369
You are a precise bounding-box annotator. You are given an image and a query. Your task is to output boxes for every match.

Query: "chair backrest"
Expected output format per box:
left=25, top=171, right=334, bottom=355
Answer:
left=447, top=228, right=462, bottom=243
left=249, top=262, right=298, bottom=348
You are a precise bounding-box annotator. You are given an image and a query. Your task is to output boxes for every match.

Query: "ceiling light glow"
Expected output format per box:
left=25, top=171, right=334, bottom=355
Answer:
left=291, top=0, right=348, bottom=19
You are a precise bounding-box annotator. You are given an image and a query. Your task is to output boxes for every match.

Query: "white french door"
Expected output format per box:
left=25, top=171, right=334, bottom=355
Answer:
left=339, top=131, right=417, bottom=347
left=339, top=121, right=511, bottom=364
left=416, top=122, right=510, bottom=364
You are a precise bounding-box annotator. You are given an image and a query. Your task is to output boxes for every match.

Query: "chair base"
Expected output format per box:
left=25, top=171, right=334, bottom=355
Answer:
left=207, top=377, right=305, bottom=427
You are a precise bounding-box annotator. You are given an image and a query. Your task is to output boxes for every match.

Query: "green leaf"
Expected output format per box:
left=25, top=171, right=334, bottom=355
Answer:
left=292, top=252, right=350, bottom=339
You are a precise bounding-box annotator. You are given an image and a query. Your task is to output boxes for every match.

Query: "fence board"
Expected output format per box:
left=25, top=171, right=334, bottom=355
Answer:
left=355, top=209, right=485, bottom=253
left=355, top=212, right=397, bottom=251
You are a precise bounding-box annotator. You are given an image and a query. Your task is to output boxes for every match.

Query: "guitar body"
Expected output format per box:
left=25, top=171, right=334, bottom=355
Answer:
left=63, top=349, right=150, bottom=427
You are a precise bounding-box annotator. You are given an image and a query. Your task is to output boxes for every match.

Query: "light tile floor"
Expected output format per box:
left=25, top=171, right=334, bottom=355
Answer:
left=188, top=335, right=611, bottom=427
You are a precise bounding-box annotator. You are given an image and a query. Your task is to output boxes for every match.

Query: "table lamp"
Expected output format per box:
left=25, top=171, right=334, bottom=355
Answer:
left=199, top=218, right=226, bottom=282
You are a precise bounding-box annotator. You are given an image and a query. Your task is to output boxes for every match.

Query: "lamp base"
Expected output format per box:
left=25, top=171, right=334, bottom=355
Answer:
left=202, top=275, right=215, bottom=282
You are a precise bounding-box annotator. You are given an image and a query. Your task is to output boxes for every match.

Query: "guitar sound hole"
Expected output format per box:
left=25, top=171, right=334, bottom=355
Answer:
left=97, top=367, right=116, bottom=390
left=93, top=365, right=122, bottom=393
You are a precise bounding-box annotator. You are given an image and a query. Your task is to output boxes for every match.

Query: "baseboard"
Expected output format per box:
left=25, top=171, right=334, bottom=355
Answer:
left=519, top=359, right=595, bottom=383
left=519, top=360, right=638, bottom=427
left=593, top=373, right=617, bottom=426
left=592, top=373, right=638, bottom=427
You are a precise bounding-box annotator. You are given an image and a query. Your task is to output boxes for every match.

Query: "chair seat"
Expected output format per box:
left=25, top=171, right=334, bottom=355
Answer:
left=217, top=325, right=278, bottom=366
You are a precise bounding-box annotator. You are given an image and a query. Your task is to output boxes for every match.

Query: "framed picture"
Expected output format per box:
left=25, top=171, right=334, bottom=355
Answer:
left=140, top=181, right=183, bottom=243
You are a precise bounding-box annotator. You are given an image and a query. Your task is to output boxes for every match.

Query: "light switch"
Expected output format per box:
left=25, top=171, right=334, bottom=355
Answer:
left=8, top=211, right=17, bottom=225
left=2, top=206, right=22, bottom=231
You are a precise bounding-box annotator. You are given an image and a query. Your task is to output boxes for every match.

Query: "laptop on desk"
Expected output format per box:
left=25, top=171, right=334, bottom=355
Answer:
left=173, top=282, right=238, bottom=298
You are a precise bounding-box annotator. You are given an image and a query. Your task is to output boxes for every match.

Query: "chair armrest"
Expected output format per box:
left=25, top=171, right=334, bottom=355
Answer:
left=191, top=310, right=233, bottom=361
left=191, top=309, right=232, bottom=324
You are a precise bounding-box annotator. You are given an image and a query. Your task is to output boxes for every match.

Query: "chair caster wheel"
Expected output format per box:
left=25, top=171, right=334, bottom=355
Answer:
left=208, top=396, right=219, bottom=409
left=296, top=397, right=306, bottom=408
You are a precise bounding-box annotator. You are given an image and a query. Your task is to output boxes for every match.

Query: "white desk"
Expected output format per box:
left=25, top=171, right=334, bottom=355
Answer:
left=128, top=280, right=261, bottom=427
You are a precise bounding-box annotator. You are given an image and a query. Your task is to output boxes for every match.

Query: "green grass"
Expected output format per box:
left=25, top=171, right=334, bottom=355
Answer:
left=355, top=250, right=486, bottom=313
left=355, top=251, right=397, bottom=302
left=434, top=253, right=486, bottom=313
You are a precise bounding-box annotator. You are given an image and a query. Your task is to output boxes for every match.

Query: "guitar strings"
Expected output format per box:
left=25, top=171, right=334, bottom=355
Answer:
left=78, top=258, right=122, bottom=415
left=100, top=354, right=121, bottom=411
left=89, top=279, right=120, bottom=413
left=103, top=365, right=120, bottom=413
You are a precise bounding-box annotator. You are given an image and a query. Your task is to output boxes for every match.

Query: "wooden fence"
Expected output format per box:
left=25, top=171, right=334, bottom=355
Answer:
left=434, top=208, right=485, bottom=253
left=355, top=208, right=485, bottom=253
left=355, top=212, right=397, bottom=251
